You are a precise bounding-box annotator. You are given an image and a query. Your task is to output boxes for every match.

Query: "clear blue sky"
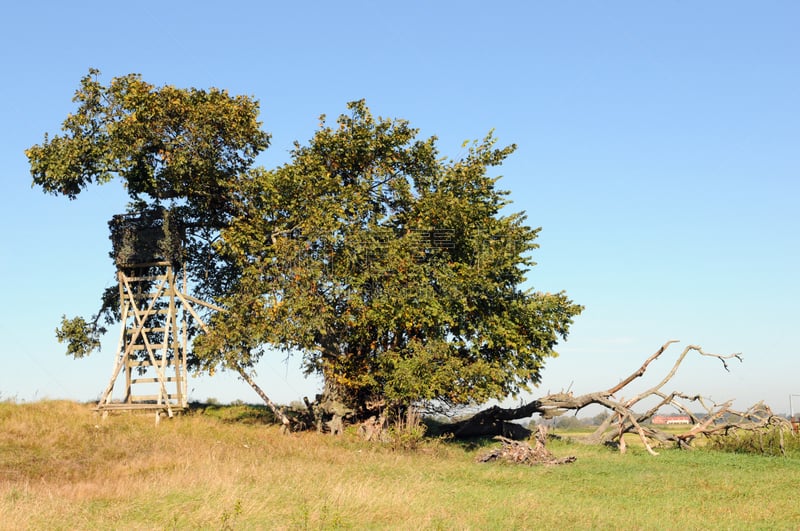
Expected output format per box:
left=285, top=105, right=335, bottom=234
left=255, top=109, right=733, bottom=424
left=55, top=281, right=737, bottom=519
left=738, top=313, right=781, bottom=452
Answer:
left=1, top=1, right=797, bottom=414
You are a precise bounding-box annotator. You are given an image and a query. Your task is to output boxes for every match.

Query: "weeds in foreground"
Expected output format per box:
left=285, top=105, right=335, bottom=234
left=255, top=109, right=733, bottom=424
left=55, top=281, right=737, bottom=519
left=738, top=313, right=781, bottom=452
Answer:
left=707, top=425, right=800, bottom=457
left=388, top=407, right=428, bottom=451
left=218, top=498, right=243, bottom=530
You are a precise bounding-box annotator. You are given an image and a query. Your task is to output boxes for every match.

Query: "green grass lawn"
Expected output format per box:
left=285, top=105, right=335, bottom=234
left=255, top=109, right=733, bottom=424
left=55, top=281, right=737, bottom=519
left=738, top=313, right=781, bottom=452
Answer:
left=2, top=400, right=799, bottom=530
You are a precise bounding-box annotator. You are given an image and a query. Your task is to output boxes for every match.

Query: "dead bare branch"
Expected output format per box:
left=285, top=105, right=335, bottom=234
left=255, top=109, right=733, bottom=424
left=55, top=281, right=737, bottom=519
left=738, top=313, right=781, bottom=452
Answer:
left=606, top=339, right=679, bottom=396
left=440, top=340, right=784, bottom=457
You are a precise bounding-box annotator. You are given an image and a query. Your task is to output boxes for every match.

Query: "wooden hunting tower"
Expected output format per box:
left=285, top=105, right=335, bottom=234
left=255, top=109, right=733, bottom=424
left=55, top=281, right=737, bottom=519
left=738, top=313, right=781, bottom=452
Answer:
left=96, top=208, right=191, bottom=420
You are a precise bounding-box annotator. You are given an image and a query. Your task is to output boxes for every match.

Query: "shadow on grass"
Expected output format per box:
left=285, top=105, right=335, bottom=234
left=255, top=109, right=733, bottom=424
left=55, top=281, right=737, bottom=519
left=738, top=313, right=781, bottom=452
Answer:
left=188, top=401, right=280, bottom=425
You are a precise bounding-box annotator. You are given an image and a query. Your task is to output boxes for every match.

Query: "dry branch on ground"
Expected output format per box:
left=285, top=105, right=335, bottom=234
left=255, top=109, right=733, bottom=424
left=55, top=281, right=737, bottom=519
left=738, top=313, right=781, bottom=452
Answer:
left=477, top=426, right=576, bottom=465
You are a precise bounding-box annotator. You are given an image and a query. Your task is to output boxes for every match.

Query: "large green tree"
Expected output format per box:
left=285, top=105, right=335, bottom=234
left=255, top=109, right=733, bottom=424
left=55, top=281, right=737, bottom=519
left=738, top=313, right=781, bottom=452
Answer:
left=194, top=100, right=582, bottom=416
left=29, top=72, right=581, bottom=419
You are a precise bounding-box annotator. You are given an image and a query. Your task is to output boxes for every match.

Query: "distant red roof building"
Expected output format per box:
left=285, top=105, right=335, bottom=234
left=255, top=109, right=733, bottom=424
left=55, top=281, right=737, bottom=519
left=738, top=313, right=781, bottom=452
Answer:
left=652, top=415, right=691, bottom=425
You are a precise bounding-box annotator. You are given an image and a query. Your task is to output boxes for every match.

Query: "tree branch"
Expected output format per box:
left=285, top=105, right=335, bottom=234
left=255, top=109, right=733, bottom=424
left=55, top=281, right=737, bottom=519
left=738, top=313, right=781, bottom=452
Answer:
left=437, top=340, right=780, bottom=456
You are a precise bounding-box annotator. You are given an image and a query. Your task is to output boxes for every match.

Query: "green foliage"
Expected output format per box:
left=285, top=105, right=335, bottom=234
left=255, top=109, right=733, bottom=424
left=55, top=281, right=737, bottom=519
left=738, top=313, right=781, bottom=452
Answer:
left=27, top=69, right=270, bottom=358
left=26, top=68, right=269, bottom=209
left=55, top=315, right=105, bottom=358
left=195, top=100, right=582, bottom=412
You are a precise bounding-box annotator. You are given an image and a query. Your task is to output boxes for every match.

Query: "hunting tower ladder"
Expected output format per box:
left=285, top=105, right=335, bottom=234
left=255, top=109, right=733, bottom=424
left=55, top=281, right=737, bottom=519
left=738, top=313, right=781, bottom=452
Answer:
left=96, top=261, right=190, bottom=419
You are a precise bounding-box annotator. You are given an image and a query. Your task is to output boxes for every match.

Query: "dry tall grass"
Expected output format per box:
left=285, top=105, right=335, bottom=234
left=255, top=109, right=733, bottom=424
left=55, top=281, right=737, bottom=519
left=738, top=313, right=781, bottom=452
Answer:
left=2, top=400, right=800, bottom=529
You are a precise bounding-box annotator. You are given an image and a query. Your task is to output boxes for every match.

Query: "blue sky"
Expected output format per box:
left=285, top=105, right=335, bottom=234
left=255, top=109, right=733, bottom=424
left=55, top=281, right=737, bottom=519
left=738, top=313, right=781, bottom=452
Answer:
left=1, top=1, right=797, bottom=414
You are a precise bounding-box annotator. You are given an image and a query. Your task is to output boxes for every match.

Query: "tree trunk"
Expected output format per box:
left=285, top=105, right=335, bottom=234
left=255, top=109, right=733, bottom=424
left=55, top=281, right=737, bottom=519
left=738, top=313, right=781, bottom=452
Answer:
left=235, top=365, right=291, bottom=430
left=443, top=401, right=544, bottom=439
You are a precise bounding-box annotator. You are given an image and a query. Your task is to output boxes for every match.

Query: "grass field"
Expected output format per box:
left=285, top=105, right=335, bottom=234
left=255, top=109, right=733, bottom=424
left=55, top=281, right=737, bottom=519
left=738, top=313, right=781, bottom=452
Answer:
left=2, top=400, right=800, bottom=530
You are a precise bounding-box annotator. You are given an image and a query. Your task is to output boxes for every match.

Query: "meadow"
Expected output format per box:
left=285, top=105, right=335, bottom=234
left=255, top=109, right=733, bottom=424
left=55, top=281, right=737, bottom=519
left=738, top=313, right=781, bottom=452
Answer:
left=2, top=400, right=799, bottom=530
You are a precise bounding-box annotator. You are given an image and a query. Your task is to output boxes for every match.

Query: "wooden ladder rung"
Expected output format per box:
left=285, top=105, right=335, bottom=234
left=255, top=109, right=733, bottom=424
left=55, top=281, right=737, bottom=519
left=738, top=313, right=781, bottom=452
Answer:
left=129, top=343, right=181, bottom=351
left=131, top=309, right=171, bottom=317
left=130, top=394, right=181, bottom=401
left=96, top=403, right=184, bottom=411
left=124, top=275, right=169, bottom=282
left=127, top=327, right=167, bottom=335
left=129, top=292, right=166, bottom=300
left=131, top=377, right=178, bottom=384
left=127, top=360, right=170, bottom=367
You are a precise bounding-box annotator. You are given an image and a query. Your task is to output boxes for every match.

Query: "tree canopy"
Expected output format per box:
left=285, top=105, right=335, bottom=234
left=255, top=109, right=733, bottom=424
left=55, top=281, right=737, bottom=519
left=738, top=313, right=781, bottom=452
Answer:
left=194, top=100, right=583, bottom=414
left=28, top=72, right=582, bottom=417
left=27, top=68, right=269, bottom=209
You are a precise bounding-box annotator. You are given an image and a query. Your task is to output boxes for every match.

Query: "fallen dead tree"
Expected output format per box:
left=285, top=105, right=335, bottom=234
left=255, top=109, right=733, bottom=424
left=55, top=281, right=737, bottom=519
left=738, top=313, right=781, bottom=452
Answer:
left=443, top=340, right=794, bottom=455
